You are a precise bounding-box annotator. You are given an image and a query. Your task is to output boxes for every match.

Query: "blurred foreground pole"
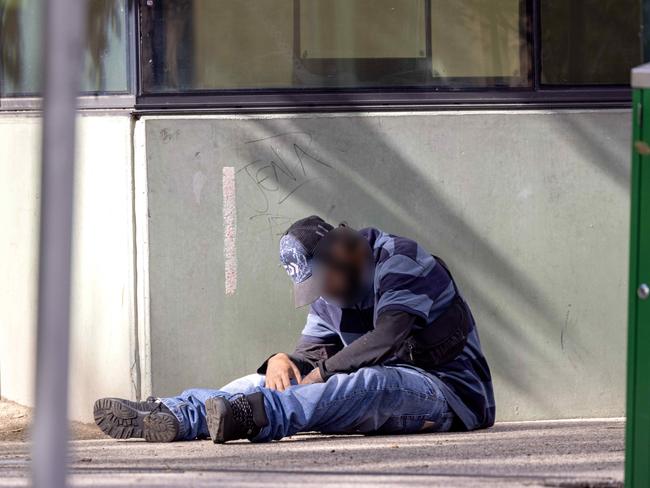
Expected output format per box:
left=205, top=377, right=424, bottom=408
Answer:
left=31, top=0, right=86, bottom=487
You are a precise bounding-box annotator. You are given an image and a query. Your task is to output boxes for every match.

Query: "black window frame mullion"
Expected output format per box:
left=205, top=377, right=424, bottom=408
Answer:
left=531, top=0, right=542, bottom=91
left=128, top=0, right=138, bottom=97
left=134, top=0, right=143, bottom=98
left=424, top=0, right=433, bottom=73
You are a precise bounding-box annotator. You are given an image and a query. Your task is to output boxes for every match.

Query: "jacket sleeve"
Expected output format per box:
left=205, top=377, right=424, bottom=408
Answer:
left=288, top=334, right=344, bottom=376
left=256, top=308, right=343, bottom=376
left=318, top=309, right=417, bottom=380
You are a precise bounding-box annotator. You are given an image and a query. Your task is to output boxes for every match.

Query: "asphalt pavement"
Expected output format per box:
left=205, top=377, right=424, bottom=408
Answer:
left=0, top=419, right=625, bottom=487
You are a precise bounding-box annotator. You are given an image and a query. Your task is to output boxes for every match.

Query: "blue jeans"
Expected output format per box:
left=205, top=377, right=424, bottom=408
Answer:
left=161, top=365, right=455, bottom=442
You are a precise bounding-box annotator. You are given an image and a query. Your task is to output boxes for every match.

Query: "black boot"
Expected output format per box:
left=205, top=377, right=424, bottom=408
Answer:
left=93, top=397, right=179, bottom=442
left=205, top=392, right=269, bottom=444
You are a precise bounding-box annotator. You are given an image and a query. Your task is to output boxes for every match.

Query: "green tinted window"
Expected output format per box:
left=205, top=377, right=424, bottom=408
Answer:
left=0, top=0, right=129, bottom=97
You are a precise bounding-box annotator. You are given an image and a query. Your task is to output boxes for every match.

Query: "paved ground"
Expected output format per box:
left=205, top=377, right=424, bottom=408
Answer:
left=0, top=400, right=103, bottom=442
left=0, top=417, right=624, bottom=487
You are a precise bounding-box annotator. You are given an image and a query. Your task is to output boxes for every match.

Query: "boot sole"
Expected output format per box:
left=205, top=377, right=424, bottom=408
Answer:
left=205, top=397, right=229, bottom=444
left=93, top=398, right=178, bottom=442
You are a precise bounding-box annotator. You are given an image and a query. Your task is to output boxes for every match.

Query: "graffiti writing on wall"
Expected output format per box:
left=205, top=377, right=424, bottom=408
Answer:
left=237, top=132, right=335, bottom=236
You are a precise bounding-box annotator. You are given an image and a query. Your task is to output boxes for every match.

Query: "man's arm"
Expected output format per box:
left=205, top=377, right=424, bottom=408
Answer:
left=315, top=310, right=417, bottom=380
left=304, top=253, right=433, bottom=384
left=289, top=335, right=344, bottom=375
left=256, top=310, right=342, bottom=373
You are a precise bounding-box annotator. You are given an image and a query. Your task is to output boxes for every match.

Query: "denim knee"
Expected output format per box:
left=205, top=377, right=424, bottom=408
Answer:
left=178, top=389, right=203, bottom=401
left=338, top=366, right=394, bottom=392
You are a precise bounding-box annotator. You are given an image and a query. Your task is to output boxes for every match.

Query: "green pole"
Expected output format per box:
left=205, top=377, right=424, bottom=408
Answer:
left=627, top=63, right=650, bottom=488
left=626, top=5, right=649, bottom=484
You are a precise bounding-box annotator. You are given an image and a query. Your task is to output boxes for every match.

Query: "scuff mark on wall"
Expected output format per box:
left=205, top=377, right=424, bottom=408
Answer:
left=193, top=171, right=207, bottom=205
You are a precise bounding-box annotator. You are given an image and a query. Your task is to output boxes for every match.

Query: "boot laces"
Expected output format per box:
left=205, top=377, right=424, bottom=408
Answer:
left=143, top=397, right=169, bottom=416
left=229, top=394, right=256, bottom=436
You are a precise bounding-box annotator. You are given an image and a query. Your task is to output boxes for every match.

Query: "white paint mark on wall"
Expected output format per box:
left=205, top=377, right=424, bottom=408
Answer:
left=222, top=166, right=237, bottom=296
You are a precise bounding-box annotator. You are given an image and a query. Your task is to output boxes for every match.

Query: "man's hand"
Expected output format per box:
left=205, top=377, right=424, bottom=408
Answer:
left=265, top=353, right=302, bottom=392
left=300, top=367, right=324, bottom=386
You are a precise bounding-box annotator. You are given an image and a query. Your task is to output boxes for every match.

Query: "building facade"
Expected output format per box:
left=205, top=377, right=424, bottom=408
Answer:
left=0, top=0, right=639, bottom=422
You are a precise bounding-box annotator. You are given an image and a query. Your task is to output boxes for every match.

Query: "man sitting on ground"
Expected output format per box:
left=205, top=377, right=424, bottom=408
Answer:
left=94, top=216, right=495, bottom=443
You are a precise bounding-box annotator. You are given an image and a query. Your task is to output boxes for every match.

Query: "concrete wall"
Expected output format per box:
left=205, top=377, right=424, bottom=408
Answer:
left=0, top=114, right=137, bottom=422
left=0, top=109, right=631, bottom=423
left=141, top=110, right=631, bottom=421
left=0, top=115, right=41, bottom=408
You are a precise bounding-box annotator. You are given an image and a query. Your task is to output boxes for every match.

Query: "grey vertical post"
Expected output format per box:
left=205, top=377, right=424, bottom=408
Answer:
left=31, top=0, right=86, bottom=487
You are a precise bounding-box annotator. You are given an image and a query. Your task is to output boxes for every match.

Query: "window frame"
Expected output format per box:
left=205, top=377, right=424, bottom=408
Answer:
left=134, top=0, right=636, bottom=113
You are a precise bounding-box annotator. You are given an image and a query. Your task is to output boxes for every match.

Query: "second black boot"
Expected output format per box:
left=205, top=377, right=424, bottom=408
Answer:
left=205, top=392, right=269, bottom=443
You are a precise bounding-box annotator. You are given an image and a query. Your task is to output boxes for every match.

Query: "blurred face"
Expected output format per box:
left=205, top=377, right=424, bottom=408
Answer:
left=314, top=229, right=373, bottom=307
